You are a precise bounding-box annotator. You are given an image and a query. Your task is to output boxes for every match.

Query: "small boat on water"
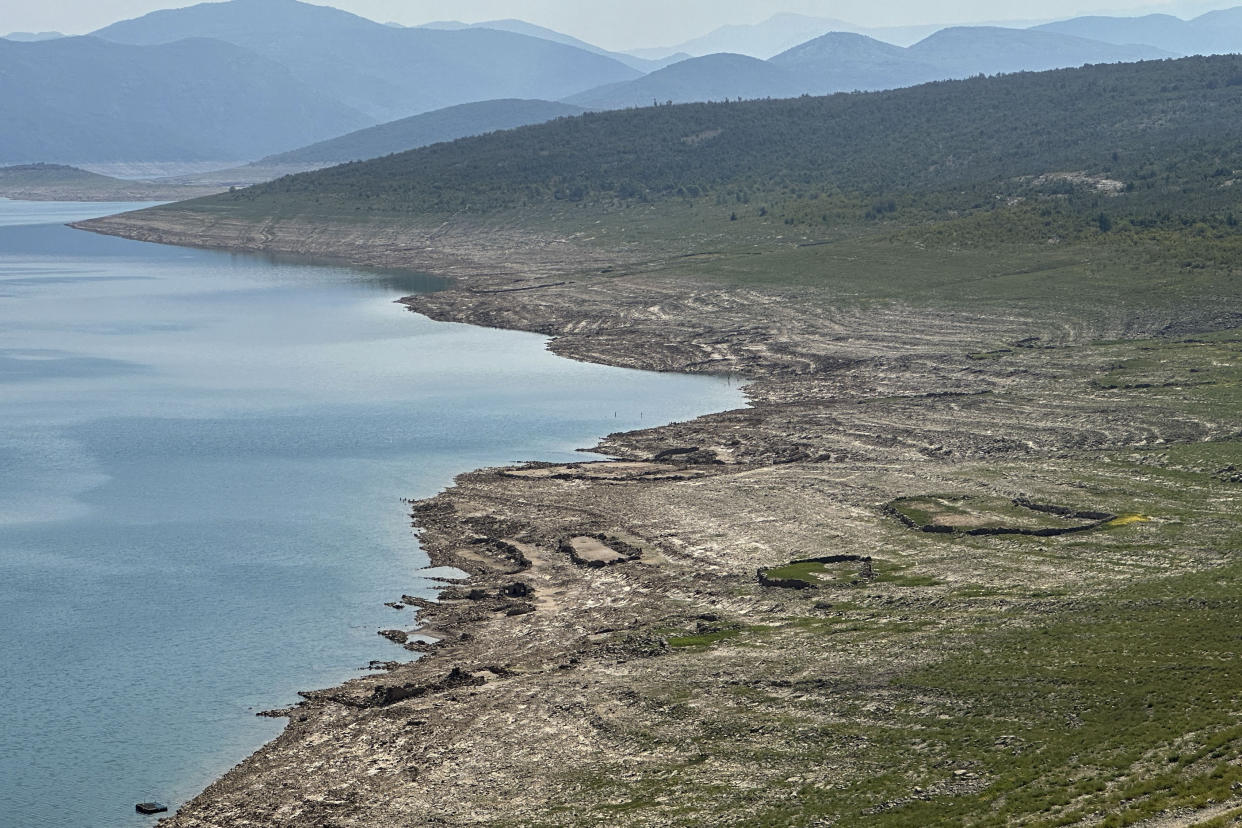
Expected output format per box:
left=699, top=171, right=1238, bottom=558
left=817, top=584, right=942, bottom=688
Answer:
left=135, top=802, right=168, bottom=815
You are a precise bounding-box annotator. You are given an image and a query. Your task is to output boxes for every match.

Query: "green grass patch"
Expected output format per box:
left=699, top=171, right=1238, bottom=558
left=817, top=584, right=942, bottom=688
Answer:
left=1094, top=336, right=1242, bottom=393
left=874, top=571, right=942, bottom=587
left=763, top=560, right=852, bottom=585
left=667, top=628, right=744, bottom=648
left=723, top=563, right=1242, bottom=827
left=889, top=495, right=1098, bottom=533
left=873, top=563, right=1242, bottom=826
left=763, top=557, right=940, bottom=588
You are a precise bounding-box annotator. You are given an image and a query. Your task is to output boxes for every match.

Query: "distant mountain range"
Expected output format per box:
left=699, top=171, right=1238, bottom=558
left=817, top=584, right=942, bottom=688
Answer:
left=903, top=26, right=1169, bottom=76
left=6, top=0, right=1242, bottom=169
left=626, top=8, right=1242, bottom=62
left=414, top=18, right=682, bottom=71
left=1035, top=7, right=1242, bottom=55
left=768, top=33, right=942, bottom=92
left=1, top=0, right=640, bottom=164
left=92, top=0, right=641, bottom=123
left=566, top=27, right=1171, bottom=110
left=566, top=54, right=807, bottom=109
left=625, top=13, right=950, bottom=59
left=2, top=31, right=64, bottom=42
left=0, top=36, right=370, bottom=163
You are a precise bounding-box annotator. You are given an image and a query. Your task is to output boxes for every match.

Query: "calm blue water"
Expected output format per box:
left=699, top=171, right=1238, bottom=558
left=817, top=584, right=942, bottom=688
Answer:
left=0, top=201, right=743, bottom=827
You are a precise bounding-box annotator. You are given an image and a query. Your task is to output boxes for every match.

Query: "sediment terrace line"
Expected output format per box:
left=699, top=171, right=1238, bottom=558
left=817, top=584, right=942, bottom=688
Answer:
left=472, top=281, right=569, bottom=294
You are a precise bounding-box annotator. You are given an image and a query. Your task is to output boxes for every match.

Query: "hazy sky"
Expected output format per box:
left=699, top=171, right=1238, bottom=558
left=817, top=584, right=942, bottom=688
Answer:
left=4, top=0, right=1239, bottom=50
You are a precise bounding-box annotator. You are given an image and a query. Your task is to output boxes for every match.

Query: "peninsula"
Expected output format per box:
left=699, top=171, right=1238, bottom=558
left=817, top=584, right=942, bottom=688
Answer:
left=79, top=55, right=1242, bottom=825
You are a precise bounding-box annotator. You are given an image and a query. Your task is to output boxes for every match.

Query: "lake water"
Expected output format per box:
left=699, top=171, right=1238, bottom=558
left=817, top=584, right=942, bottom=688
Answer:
left=0, top=201, right=743, bottom=827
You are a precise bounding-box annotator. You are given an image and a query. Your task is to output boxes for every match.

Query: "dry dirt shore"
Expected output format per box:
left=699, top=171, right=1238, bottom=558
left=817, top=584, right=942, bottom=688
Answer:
left=0, top=182, right=224, bottom=202
left=74, top=211, right=1242, bottom=826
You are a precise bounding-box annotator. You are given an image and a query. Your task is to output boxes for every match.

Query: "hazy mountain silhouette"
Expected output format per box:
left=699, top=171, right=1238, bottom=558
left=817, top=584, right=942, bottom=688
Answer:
left=261, top=99, right=587, bottom=166
left=628, top=13, right=946, bottom=59
left=565, top=53, right=805, bottom=110
left=1194, top=7, right=1242, bottom=52
left=2, top=31, right=65, bottom=41
left=1035, top=7, right=1242, bottom=55
left=570, top=26, right=1173, bottom=111
left=414, top=18, right=679, bottom=71
left=11, top=1, right=1216, bottom=165
left=907, top=27, right=1171, bottom=76
left=93, top=0, right=642, bottom=122
left=769, top=32, right=943, bottom=92
left=0, top=36, right=370, bottom=163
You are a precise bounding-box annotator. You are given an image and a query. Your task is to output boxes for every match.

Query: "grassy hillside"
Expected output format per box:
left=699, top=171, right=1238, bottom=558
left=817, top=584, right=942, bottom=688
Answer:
left=138, top=51, right=1242, bottom=346
left=206, top=54, right=1242, bottom=242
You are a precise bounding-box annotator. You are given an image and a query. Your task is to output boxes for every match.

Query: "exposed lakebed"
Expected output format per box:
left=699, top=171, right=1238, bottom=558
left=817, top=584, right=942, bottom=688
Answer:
left=0, top=201, right=743, bottom=827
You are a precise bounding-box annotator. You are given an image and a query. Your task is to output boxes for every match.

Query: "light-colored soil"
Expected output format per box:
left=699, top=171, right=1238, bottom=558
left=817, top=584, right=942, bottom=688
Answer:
left=503, top=461, right=711, bottom=482
left=567, top=536, right=625, bottom=564
left=75, top=211, right=1242, bottom=827
left=927, top=510, right=990, bottom=527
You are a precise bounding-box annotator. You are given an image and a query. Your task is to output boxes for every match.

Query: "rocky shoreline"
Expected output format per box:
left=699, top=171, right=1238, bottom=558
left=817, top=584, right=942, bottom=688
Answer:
left=75, top=211, right=1242, bottom=826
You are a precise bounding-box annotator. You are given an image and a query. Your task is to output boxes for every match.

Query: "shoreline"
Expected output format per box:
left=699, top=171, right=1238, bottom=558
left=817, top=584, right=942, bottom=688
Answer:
left=75, top=210, right=1242, bottom=826
left=74, top=210, right=778, bottom=824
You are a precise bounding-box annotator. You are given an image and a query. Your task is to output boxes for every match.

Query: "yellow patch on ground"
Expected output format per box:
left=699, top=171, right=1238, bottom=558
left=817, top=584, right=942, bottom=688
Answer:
left=1108, top=514, right=1152, bottom=527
